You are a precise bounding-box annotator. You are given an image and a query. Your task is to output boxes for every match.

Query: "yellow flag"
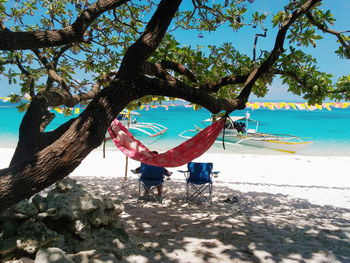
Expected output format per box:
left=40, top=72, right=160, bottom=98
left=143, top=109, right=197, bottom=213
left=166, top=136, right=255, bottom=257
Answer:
left=54, top=107, right=62, bottom=113
left=0, top=97, right=10, bottom=102
left=315, top=104, right=322, bottom=110
left=323, top=103, right=332, bottom=111
left=288, top=103, right=297, bottom=110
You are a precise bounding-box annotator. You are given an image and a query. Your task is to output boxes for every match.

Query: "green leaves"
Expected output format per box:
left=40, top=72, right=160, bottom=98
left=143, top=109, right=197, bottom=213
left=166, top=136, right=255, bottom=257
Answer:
left=276, top=47, right=341, bottom=104
left=335, top=35, right=350, bottom=59
left=272, top=11, right=287, bottom=28
left=334, top=75, right=350, bottom=100
left=0, top=0, right=7, bottom=15
left=0, top=0, right=348, bottom=113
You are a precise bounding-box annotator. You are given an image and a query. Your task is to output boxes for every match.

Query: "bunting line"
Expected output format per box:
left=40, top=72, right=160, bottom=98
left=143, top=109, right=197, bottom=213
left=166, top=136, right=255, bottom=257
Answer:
left=1, top=96, right=349, bottom=113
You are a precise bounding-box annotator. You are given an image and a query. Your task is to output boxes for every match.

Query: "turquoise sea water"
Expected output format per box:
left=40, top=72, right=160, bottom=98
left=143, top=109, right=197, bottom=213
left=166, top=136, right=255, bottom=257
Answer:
left=1, top=101, right=350, bottom=156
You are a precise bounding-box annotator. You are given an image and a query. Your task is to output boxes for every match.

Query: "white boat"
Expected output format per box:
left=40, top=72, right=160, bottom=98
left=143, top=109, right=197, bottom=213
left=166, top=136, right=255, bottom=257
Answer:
left=117, top=111, right=168, bottom=137
left=179, top=113, right=311, bottom=153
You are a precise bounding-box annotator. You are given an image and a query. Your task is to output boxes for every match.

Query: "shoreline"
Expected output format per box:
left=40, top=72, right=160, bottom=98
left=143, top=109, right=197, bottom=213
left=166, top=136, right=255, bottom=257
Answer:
left=1, top=147, right=349, bottom=209
left=2, top=133, right=350, bottom=157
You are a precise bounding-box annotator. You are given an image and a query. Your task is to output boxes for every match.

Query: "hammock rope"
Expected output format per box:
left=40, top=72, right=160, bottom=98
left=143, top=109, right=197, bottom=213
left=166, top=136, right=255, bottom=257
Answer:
left=108, top=118, right=225, bottom=167
left=221, top=111, right=231, bottom=150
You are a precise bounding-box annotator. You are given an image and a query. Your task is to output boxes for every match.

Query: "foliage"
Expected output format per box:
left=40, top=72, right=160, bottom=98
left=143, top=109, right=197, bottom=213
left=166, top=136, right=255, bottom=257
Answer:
left=0, top=0, right=349, bottom=113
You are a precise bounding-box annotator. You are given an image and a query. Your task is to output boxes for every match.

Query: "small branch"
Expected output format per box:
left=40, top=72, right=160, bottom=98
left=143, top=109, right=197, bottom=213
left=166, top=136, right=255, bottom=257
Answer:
left=273, top=68, right=309, bottom=87
left=306, top=10, right=350, bottom=51
left=37, top=72, right=115, bottom=107
left=0, top=59, right=15, bottom=66
left=0, top=20, right=6, bottom=31
left=15, top=54, right=35, bottom=97
left=32, top=49, right=71, bottom=94
left=144, top=62, right=176, bottom=82
left=253, top=29, right=267, bottom=61
left=113, top=8, right=141, bottom=34
left=68, top=73, right=114, bottom=104
left=159, top=60, right=197, bottom=83
left=237, top=0, right=321, bottom=101
left=53, top=44, right=73, bottom=68
left=198, top=74, right=250, bottom=93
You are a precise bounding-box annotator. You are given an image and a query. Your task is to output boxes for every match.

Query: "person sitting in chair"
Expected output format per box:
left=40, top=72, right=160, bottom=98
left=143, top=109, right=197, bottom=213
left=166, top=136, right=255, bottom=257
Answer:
left=131, top=151, right=172, bottom=197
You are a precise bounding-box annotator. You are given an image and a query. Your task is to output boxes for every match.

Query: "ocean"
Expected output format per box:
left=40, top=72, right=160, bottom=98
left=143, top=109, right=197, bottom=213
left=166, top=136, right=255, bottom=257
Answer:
left=1, top=101, right=350, bottom=156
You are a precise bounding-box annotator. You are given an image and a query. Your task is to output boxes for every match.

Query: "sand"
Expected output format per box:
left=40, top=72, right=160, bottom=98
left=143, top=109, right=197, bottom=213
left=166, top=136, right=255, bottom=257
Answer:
left=1, top=147, right=350, bottom=262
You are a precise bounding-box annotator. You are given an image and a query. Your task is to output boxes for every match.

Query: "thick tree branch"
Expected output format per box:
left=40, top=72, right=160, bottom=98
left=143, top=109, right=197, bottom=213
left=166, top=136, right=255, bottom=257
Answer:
left=143, top=76, right=245, bottom=113
left=159, top=61, right=197, bottom=83
left=144, top=62, right=176, bottom=82
left=33, top=73, right=114, bottom=108
left=144, top=60, right=197, bottom=83
left=118, top=0, right=182, bottom=76
left=10, top=95, right=54, bottom=164
left=0, top=0, right=129, bottom=50
left=3, top=78, right=141, bottom=209
left=198, top=74, right=250, bottom=93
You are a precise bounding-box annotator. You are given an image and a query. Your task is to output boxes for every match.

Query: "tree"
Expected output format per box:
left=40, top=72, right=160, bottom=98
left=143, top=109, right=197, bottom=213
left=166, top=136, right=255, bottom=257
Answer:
left=0, top=0, right=349, bottom=211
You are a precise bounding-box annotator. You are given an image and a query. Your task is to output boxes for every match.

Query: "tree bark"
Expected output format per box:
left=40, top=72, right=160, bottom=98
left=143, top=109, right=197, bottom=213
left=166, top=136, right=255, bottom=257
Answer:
left=0, top=74, right=241, bottom=211
left=0, top=0, right=130, bottom=50
left=0, top=78, right=141, bottom=211
left=0, top=0, right=323, bottom=213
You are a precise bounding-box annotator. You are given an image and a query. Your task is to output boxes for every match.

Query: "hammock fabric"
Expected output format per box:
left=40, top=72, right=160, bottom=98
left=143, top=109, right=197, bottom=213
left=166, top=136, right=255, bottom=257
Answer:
left=108, top=118, right=225, bottom=167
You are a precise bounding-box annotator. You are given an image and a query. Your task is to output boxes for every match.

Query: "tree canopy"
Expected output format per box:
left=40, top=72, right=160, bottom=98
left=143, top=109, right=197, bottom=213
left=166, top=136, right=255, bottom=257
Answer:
left=0, top=0, right=349, bottom=211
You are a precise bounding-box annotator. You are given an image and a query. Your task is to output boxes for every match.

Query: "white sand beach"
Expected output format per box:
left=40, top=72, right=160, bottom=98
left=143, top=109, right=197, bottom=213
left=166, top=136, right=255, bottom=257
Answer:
left=1, top=147, right=350, bottom=262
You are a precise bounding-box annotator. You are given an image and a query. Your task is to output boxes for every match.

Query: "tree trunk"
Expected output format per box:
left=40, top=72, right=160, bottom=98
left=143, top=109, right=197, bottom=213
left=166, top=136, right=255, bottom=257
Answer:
left=0, top=78, right=142, bottom=211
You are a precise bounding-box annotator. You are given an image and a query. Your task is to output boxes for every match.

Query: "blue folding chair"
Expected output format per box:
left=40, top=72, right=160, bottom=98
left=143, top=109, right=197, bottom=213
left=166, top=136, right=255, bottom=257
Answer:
left=135, top=163, right=167, bottom=203
left=179, top=162, right=219, bottom=203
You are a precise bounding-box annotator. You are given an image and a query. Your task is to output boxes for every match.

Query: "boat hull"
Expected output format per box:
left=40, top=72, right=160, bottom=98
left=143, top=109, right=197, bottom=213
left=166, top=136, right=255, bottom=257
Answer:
left=220, top=134, right=311, bottom=153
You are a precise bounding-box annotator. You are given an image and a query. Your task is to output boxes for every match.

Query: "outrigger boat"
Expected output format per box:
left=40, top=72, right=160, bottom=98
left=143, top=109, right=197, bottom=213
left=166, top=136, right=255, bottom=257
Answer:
left=116, top=111, right=168, bottom=137
left=179, top=112, right=311, bottom=153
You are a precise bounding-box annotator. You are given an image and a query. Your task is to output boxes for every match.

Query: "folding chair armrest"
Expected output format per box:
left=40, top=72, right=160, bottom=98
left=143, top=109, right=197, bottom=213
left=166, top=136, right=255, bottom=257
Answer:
left=212, top=171, right=220, bottom=178
left=178, top=170, right=190, bottom=180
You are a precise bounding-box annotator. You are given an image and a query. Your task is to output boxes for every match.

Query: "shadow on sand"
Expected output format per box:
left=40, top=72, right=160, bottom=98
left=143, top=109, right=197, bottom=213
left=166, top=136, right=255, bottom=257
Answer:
left=73, top=176, right=350, bottom=263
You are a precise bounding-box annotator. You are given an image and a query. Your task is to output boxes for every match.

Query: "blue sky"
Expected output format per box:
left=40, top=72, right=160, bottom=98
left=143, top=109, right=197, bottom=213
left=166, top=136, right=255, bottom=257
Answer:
left=175, top=0, right=350, bottom=101
left=1, top=0, right=349, bottom=102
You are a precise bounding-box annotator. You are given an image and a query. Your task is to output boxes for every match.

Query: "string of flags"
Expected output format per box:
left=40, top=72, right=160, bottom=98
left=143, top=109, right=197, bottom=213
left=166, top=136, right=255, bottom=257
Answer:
left=129, top=102, right=350, bottom=112
left=1, top=96, right=349, bottom=113
left=245, top=102, right=350, bottom=111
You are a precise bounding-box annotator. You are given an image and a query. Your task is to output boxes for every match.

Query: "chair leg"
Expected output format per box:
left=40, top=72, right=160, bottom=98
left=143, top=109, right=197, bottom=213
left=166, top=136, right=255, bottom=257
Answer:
left=209, top=184, right=212, bottom=203
left=186, top=183, right=189, bottom=201
left=137, top=181, right=142, bottom=203
left=138, top=183, right=163, bottom=203
left=187, top=183, right=212, bottom=203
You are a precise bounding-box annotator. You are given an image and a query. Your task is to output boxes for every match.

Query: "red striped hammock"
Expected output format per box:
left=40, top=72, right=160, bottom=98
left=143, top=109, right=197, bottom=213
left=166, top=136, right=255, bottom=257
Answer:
left=108, top=118, right=225, bottom=167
